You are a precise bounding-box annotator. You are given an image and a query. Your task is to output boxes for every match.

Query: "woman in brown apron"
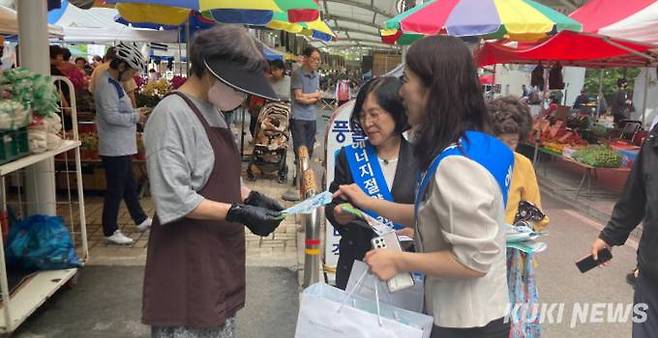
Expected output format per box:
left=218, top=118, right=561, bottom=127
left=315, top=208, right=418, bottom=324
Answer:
left=142, top=25, right=285, bottom=338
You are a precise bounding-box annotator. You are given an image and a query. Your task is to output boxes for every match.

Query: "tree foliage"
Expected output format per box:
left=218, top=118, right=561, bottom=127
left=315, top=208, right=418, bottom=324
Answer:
left=583, top=68, right=641, bottom=101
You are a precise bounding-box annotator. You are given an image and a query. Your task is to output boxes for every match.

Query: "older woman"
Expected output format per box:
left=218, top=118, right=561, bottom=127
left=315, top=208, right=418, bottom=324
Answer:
left=335, top=36, right=513, bottom=338
left=142, top=25, right=285, bottom=337
left=326, top=76, right=417, bottom=290
left=488, top=96, right=550, bottom=338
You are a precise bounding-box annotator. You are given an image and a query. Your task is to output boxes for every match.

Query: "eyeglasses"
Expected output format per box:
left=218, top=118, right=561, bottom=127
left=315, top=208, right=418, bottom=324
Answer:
left=359, top=110, right=384, bottom=124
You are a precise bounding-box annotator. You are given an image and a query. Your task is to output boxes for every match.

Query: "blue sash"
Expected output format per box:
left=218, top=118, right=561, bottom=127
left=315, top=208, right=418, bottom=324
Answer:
left=415, top=131, right=514, bottom=217
left=344, top=141, right=404, bottom=230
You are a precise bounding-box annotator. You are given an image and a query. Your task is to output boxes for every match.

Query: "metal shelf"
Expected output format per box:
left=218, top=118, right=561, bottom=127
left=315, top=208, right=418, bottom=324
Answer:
left=0, top=269, right=78, bottom=333
left=0, top=76, right=88, bottom=333
left=0, top=140, right=81, bottom=176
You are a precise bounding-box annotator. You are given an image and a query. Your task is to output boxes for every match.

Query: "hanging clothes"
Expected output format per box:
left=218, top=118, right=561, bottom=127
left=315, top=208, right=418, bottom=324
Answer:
left=549, top=64, right=565, bottom=90
left=531, top=65, right=544, bottom=89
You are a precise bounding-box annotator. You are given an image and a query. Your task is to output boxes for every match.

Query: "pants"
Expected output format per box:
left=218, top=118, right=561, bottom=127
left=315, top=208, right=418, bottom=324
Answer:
left=290, top=118, right=317, bottom=159
left=431, top=317, right=510, bottom=338
left=101, top=156, right=147, bottom=236
left=633, top=272, right=658, bottom=338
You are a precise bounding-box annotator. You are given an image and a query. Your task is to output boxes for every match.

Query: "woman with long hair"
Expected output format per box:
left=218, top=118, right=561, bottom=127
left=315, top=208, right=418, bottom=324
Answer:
left=335, top=35, right=514, bottom=337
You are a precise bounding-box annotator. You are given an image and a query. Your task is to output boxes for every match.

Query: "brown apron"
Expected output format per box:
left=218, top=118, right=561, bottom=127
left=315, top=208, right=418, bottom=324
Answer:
left=142, top=92, right=245, bottom=327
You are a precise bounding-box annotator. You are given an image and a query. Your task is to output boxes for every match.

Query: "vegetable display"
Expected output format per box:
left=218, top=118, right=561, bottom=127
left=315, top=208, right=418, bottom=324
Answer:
left=572, top=145, right=622, bottom=168
left=0, top=67, right=60, bottom=118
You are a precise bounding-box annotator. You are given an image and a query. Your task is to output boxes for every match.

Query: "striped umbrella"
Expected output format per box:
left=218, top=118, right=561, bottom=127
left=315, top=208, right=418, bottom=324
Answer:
left=266, top=11, right=335, bottom=42
left=108, top=0, right=320, bottom=26
left=569, top=0, right=658, bottom=44
left=381, top=0, right=582, bottom=45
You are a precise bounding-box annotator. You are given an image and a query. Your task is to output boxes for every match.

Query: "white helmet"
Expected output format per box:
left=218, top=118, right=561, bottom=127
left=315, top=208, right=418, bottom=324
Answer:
left=113, top=42, right=146, bottom=73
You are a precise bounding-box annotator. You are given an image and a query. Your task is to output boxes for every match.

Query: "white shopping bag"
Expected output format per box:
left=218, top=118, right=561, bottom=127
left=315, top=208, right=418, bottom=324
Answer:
left=345, top=260, right=424, bottom=313
left=295, top=270, right=433, bottom=338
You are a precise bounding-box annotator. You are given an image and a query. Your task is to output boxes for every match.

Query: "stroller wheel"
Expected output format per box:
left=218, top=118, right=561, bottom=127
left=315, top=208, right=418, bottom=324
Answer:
left=277, top=172, right=287, bottom=184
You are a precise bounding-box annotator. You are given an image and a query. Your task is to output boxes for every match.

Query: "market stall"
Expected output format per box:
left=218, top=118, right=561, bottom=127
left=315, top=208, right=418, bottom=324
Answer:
left=475, top=30, right=657, bottom=198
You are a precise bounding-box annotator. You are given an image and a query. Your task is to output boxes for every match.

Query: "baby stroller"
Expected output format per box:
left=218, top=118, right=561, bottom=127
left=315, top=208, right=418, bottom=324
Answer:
left=247, top=101, right=290, bottom=183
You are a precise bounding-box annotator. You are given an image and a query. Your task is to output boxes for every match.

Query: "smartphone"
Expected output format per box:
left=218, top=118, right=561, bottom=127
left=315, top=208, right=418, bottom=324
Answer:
left=576, top=248, right=613, bottom=273
left=371, top=232, right=415, bottom=292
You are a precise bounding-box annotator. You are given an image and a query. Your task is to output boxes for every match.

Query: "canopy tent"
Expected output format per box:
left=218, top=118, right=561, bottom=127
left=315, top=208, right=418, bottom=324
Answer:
left=569, top=0, right=658, bottom=44
left=0, top=5, right=63, bottom=36
left=48, top=0, right=179, bottom=42
left=476, top=30, right=656, bottom=68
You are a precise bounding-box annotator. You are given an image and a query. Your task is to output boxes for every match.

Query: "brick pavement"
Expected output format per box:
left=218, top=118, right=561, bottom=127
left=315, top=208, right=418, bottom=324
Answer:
left=80, top=175, right=303, bottom=269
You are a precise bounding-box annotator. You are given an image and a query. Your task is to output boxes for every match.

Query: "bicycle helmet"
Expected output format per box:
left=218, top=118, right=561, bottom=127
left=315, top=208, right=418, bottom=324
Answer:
left=113, top=42, right=146, bottom=73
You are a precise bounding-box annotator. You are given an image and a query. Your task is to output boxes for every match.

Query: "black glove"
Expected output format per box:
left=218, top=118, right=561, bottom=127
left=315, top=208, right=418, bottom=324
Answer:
left=244, top=191, right=284, bottom=212
left=226, top=203, right=284, bottom=236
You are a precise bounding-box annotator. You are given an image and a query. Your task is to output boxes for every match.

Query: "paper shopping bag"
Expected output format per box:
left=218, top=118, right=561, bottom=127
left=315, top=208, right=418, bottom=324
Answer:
left=294, top=282, right=433, bottom=338
left=346, top=260, right=425, bottom=313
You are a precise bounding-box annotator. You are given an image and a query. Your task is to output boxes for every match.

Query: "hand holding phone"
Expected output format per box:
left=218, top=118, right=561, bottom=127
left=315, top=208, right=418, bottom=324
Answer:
left=576, top=248, right=613, bottom=273
left=371, top=232, right=415, bottom=292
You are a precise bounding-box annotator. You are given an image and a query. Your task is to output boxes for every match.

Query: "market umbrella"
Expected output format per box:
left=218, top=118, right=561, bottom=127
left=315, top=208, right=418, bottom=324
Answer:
left=107, top=0, right=320, bottom=26
left=380, top=0, right=582, bottom=45
left=569, top=0, right=658, bottom=44
left=265, top=11, right=335, bottom=42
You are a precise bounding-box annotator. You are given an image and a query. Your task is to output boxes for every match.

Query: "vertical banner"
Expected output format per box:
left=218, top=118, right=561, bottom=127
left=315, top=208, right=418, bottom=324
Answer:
left=323, top=101, right=364, bottom=284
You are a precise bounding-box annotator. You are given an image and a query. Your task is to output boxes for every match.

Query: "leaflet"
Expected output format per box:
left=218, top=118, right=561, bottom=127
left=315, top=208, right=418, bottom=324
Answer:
left=283, top=191, right=333, bottom=215
left=338, top=203, right=393, bottom=236
left=505, top=224, right=548, bottom=254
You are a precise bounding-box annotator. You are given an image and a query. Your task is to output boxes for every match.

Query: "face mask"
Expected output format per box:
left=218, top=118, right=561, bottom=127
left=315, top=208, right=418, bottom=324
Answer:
left=208, top=80, right=245, bottom=112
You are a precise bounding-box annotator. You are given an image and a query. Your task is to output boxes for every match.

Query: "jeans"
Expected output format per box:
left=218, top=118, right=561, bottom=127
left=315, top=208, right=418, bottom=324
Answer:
left=290, top=118, right=317, bottom=159
left=101, top=156, right=147, bottom=236
left=633, top=272, right=658, bottom=338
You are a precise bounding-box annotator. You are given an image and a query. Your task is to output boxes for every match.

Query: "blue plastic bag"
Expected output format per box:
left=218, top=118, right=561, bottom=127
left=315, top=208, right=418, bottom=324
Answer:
left=6, top=215, right=81, bottom=271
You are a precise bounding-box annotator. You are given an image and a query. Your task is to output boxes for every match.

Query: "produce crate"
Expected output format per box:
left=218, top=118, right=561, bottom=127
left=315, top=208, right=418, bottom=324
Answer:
left=0, top=127, right=29, bottom=165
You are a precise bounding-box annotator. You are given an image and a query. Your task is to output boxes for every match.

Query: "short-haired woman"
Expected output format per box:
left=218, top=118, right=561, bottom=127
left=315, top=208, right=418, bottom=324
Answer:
left=335, top=35, right=513, bottom=338
left=325, top=76, right=417, bottom=290
left=488, top=96, right=549, bottom=338
left=142, top=25, right=285, bottom=337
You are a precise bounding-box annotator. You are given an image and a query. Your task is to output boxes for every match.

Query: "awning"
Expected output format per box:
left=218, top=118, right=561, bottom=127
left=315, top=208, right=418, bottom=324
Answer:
left=49, top=0, right=179, bottom=42
left=476, top=30, right=656, bottom=68
left=0, top=5, right=63, bottom=36
left=569, top=0, right=658, bottom=44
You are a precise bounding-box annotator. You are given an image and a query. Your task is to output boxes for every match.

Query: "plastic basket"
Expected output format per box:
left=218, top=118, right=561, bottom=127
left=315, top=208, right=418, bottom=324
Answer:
left=0, top=127, right=30, bottom=165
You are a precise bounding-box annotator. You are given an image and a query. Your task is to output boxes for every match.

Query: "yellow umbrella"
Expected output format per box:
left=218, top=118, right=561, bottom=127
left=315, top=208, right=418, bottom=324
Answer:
left=267, top=11, right=335, bottom=41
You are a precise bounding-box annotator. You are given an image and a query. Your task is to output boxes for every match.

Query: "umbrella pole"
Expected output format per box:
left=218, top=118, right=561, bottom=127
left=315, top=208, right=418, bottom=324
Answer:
left=596, top=69, right=604, bottom=120
left=185, top=20, right=191, bottom=75
left=642, top=67, right=649, bottom=126
left=178, top=27, right=183, bottom=76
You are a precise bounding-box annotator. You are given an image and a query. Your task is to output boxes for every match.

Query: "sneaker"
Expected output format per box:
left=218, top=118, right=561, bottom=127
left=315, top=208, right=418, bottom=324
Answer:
left=105, top=230, right=134, bottom=245
left=136, top=217, right=152, bottom=232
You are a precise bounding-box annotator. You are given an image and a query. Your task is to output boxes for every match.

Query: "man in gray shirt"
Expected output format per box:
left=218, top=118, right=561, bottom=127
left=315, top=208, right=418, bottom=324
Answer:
left=290, top=46, right=322, bottom=159
left=94, top=42, right=151, bottom=245
left=283, top=47, right=322, bottom=201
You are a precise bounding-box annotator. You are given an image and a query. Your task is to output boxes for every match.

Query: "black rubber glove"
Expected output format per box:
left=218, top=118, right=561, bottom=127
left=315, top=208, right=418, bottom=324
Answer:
left=244, top=191, right=284, bottom=212
left=226, top=203, right=284, bottom=236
